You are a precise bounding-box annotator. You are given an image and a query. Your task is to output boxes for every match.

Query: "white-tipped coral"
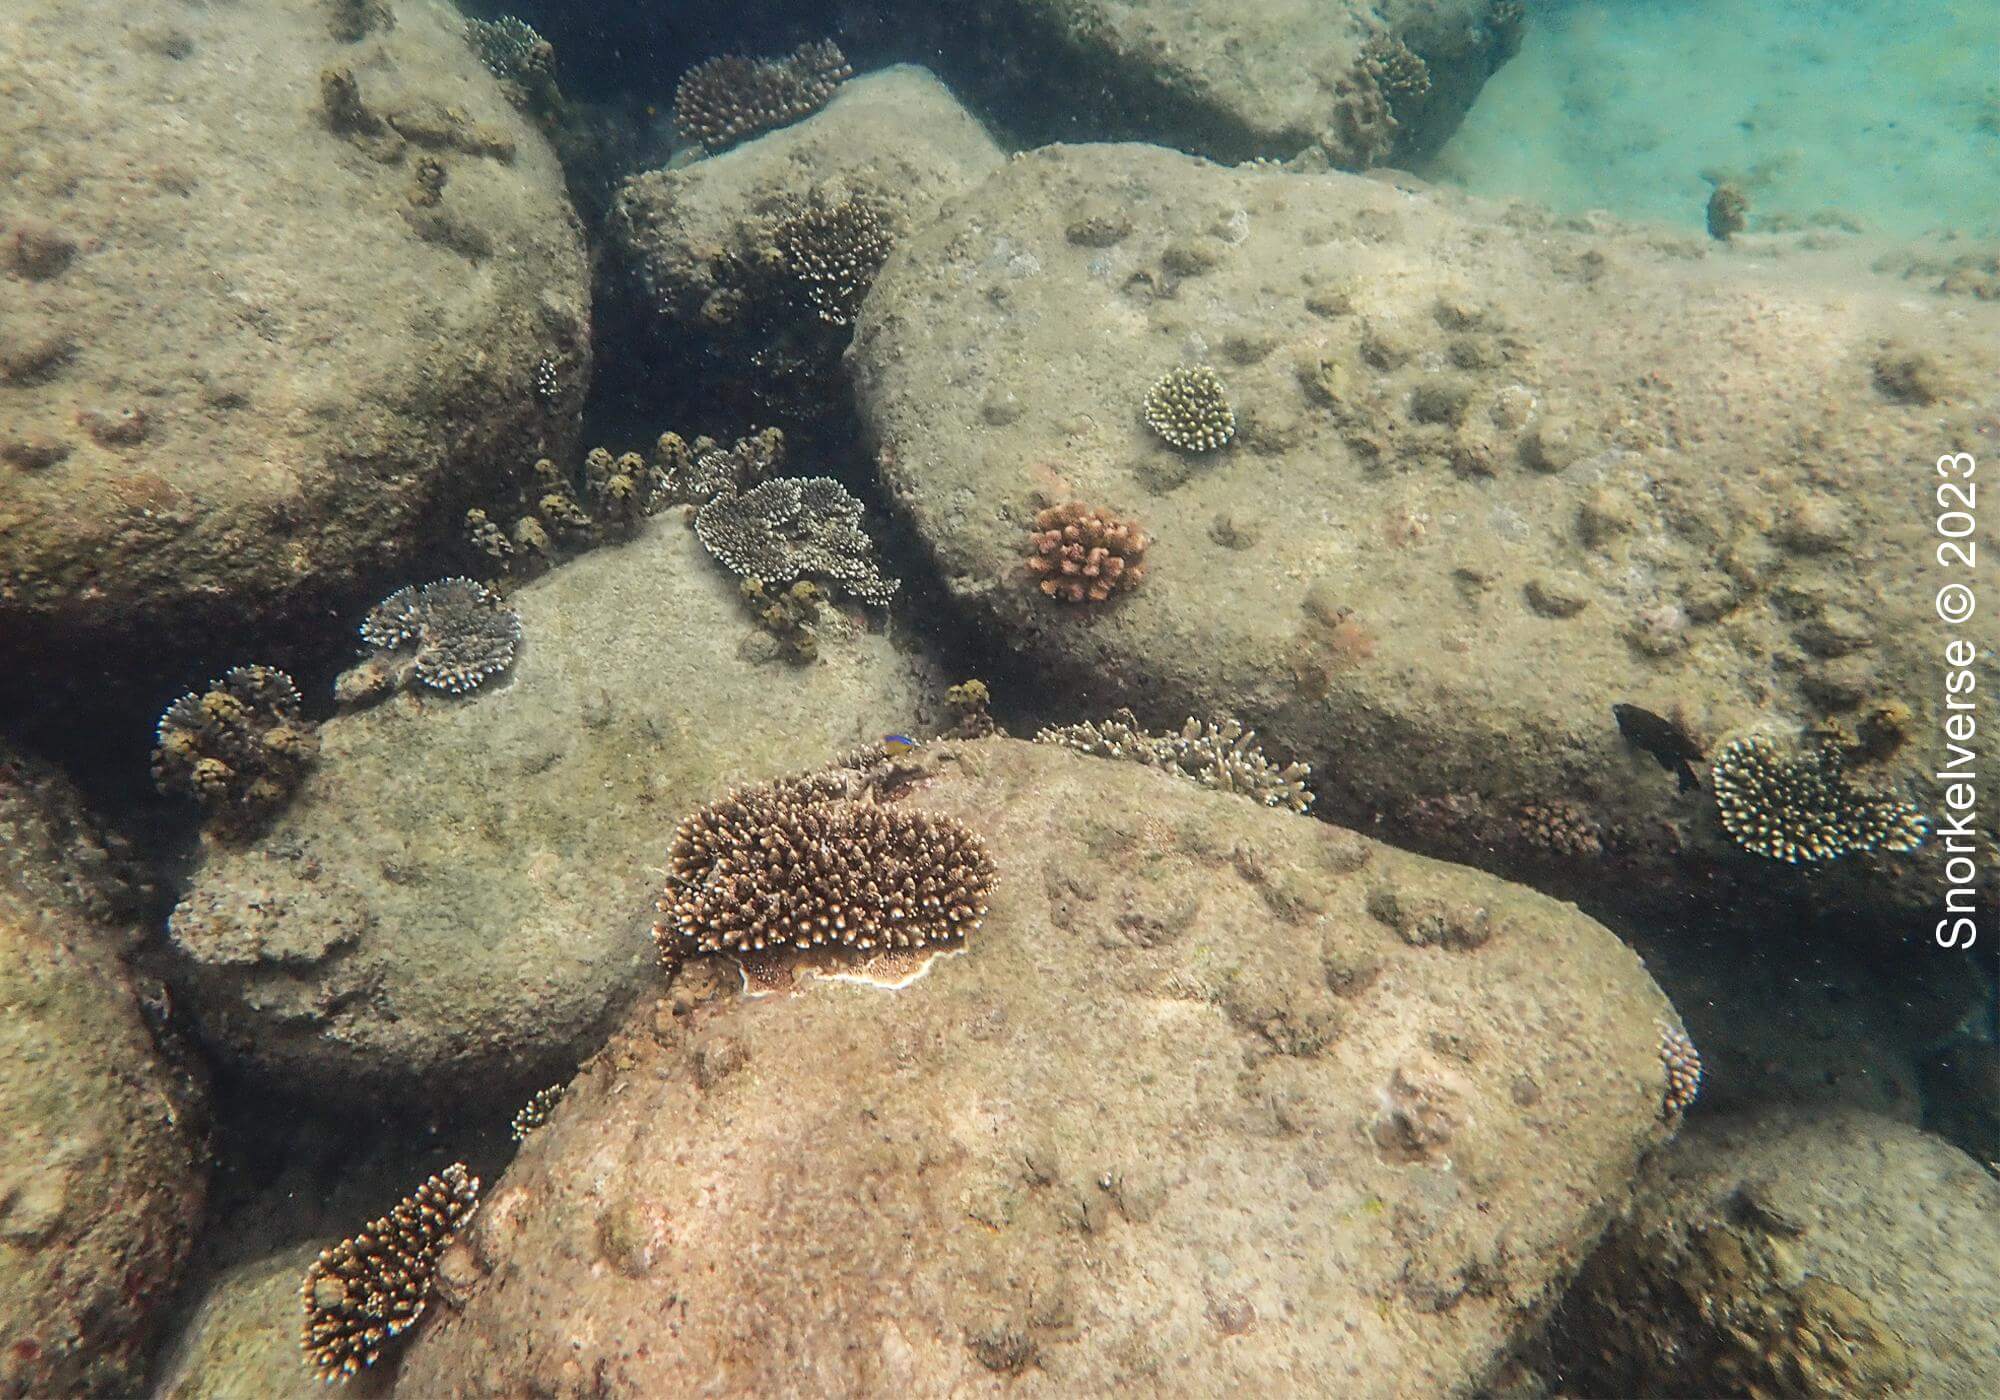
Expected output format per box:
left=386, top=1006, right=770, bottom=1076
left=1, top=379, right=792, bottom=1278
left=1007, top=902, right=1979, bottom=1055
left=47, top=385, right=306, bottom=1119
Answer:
left=1036, top=709, right=1314, bottom=813
left=300, top=1163, right=480, bottom=1382
left=1710, top=735, right=1927, bottom=864
left=358, top=578, right=521, bottom=696
left=152, top=665, right=319, bottom=831
left=694, top=476, right=898, bottom=605
left=1143, top=365, right=1236, bottom=452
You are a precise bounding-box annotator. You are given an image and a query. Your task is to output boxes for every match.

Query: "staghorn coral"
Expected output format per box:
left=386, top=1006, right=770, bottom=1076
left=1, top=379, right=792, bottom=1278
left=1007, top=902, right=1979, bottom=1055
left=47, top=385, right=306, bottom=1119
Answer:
left=152, top=665, right=318, bottom=832
left=510, top=1084, right=565, bottom=1142
left=654, top=767, right=996, bottom=961
left=1710, top=735, right=1927, bottom=864
left=359, top=578, right=521, bottom=695
left=301, top=1163, right=480, bottom=1382
left=695, top=475, right=899, bottom=605
left=772, top=193, right=895, bottom=325
left=1143, top=365, right=1236, bottom=452
left=1025, top=500, right=1149, bottom=604
left=1036, top=709, right=1314, bottom=813
left=672, top=40, right=851, bottom=154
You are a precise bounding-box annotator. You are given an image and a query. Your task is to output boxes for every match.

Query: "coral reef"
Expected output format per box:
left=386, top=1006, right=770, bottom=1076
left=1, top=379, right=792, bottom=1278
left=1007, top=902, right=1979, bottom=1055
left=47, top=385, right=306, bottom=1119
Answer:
left=359, top=578, right=522, bottom=696
left=672, top=40, right=851, bottom=153
left=772, top=193, right=895, bottom=325
left=1658, top=1024, right=1702, bottom=1116
left=654, top=766, right=996, bottom=961
left=300, top=1163, right=480, bottom=1382
left=152, top=665, right=318, bottom=832
left=946, top=679, right=997, bottom=737
left=462, top=15, right=559, bottom=116
left=1710, top=735, right=1927, bottom=864
left=662, top=427, right=784, bottom=507
left=1036, top=709, right=1314, bottom=813
left=1360, top=34, right=1432, bottom=113
left=1143, top=365, right=1237, bottom=452
left=1025, top=501, right=1150, bottom=604
left=583, top=446, right=666, bottom=527
left=694, top=476, right=899, bottom=605
left=510, top=1084, right=565, bottom=1142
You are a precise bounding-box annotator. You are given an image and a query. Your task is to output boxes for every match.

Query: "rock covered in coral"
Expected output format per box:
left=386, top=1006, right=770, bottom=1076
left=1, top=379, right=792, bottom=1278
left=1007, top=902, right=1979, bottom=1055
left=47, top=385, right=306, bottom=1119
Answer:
left=300, top=1163, right=480, bottom=1381
left=1025, top=500, right=1150, bottom=603
left=660, top=427, right=785, bottom=507
left=152, top=665, right=318, bottom=833
left=1549, top=1107, right=2000, bottom=1397
left=672, top=39, right=850, bottom=153
left=0, top=0, right=587, bottom=716
left=1037, top=708, right=1312, bottom=812
left=656, top=760, right=995, bottom=961
left=358, top=578, right=522, bottom=696
left=398, top=736, right=1677, bottom=1395
left=695, top=475, right=899, bottom=605
left=0, top=742, right=208, bottom=1397
left=165, top=515, right=937, bottom=1113
left=849, top=140, right=2000, bottom=930
left=772, top=192, right=895, bottom=325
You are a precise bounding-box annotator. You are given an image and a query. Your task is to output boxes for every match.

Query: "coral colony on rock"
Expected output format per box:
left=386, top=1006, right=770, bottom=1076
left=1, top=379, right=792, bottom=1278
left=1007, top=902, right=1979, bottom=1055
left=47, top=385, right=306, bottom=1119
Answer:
left=2, top=0, right=1997, bottom=1395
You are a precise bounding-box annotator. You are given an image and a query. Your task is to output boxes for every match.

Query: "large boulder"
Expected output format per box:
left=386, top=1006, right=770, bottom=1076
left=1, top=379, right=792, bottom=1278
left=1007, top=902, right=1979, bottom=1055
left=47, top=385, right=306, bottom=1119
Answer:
left=848, top=142, right=2000, bottom=930
left=399, top=736, right=1677, bottom=1396
left=1549, top=1106, right=2000, bottom=1397
left=0, top=743, right=208, bottom=1395
left=164, top=517, right=939, bottom=1116
left=0, top=0, right=588, bottom=707
left=151, top=1243, right=375, bottom=1400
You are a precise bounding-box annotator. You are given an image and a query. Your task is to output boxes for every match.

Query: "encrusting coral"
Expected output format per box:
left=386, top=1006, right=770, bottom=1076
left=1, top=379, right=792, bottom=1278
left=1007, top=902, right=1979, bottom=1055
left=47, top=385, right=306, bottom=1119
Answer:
left=1025, top=501, right=1149, bottom=604
left=300, top=1163, right=480, bottom=1382
left=672, top=40, right=851, bottom=153
left=1710, top=734, right=1927, bottom=864
left=359, top=578, right=522, bottom=695
left=152, top=665, right=319, bottom=832
left=655, top=763, right=996, bottom=963
left=772, top=193, right=895, bottom=326
left=695, top=475, right=899, bottom=605
left=1143, top=365, right=1237, bottom=452
left=1036, top=709, right=1315, bottom=813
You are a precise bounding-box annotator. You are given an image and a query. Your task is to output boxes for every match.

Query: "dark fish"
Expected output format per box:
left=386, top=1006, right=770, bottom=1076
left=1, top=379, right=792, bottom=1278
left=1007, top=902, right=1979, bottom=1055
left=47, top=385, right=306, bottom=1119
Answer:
left=1613, top=703, right=1702, bottom=793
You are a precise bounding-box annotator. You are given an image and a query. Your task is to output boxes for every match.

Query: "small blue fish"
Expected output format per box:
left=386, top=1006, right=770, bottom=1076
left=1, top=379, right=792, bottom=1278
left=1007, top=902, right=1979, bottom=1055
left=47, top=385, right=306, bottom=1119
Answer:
left=882, top=733, right=918, bottom=752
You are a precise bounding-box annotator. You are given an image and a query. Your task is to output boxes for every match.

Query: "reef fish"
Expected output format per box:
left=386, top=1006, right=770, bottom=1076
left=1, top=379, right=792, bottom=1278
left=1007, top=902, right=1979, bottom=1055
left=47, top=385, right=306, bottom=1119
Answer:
left=882, top=733, right=918, bottom=751
left=1613, top=703, right=1702, bottom=793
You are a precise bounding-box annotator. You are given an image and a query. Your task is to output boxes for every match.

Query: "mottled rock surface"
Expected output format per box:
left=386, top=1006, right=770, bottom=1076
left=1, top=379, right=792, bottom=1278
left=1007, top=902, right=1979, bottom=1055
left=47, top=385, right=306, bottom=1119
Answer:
left=153, top=1242, right=385, bottom=1400
left=0, top=743, right=207, bottom=1396
left=1550, top=1107, right=2000, bottom=1397
left=0, top=0, right=588, bottom=703
left=849, top=142, right=2000, bottom=929
left=165, top=519, right=938, bottom=1113
left=400, top=736, right=1676, bottom=1396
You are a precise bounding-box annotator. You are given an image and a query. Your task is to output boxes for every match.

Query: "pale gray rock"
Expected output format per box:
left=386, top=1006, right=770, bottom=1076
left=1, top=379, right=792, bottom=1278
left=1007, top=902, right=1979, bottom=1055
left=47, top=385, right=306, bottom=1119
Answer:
left=399, top=736, right=1677, bottom=1396
left=848, top=142, right=2000, bottom=931
left=152, top=1243, right=385, bottom=1400
left=164, top=519, right=938, bottom=1113
left=0, top=0, right=588, bottom=706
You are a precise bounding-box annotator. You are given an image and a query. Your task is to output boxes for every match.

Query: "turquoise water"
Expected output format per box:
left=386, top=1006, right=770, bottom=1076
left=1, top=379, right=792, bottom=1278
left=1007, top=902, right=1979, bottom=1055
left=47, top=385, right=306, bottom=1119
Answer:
left=1434, top=0, right=2000, bottom=238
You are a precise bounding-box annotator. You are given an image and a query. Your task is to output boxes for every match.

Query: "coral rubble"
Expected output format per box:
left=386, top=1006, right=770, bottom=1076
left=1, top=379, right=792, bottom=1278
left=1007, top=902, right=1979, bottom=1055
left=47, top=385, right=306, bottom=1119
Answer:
left=1710, top=735, right=1927, bottom=864
left=152, top=665, right=318, bottom=832
left=1143, top=365, right=1237, bottom=452
left=1036, top=709, right=1314, bottom=813
left=1025, top=501, right=1149, bottom=604
left=359, top=578, right=522, bottom=695
left=695, top=476, right=899, bottom=605
left=672, top=40, right=851, bottom=153
left=300, top=1163, right=480, bottom=1381
left=654, top=766, right=995, bottom=962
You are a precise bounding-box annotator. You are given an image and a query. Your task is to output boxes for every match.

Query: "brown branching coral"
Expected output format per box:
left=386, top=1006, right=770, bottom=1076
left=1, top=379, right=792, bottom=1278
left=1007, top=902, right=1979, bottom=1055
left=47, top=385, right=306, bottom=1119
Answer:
left=1711, top=735, right=1927, bottom=864
left=1036, top=709, right=1314, bottom=813
left=662, top=427, right=785, bottom=507
left=672, top=40, right=851, bottom=153
left=300, top=1163, right=480, bottom=1382
left=1360, top=34, right=1432, bottom=111
left=1025, top=501, right=1149, bottom=604
left=1658, top=1025, right=1702, bottom=1117
left=654, top=768, right=996, bottom=962
left=695, top=475, right=899, bottom=605
left=152, top=665, right=318, bottom=832
left=772, top=193, right=895, bottom=325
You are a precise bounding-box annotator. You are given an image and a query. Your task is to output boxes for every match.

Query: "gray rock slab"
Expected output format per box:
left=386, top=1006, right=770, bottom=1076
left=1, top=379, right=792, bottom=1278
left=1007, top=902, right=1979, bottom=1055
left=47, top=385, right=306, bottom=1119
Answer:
left=165, top=519, right=938, bottom=1113
left=399, top=735, right=1676, bottom=1396
left=152, top=1243, right=377, bottom=1400
left=848, top=142, right=2000, bottom=929
left=0, top=0, right=588, bottom=698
